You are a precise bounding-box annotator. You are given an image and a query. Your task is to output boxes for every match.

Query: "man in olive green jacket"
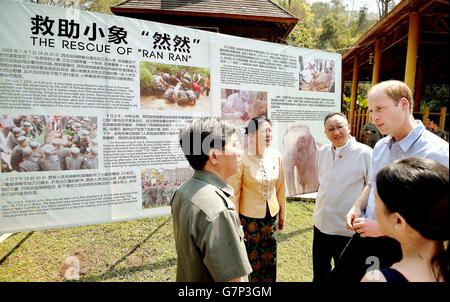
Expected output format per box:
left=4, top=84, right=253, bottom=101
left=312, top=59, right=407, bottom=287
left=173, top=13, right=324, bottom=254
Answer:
left=171, top=117, right=252, bottom=282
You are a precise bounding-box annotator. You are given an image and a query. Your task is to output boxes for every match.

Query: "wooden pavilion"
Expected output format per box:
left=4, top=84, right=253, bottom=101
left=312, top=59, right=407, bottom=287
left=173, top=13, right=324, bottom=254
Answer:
left=342, top=0, right=449, bottom=140
left=111, top=0, right=299, bottom=43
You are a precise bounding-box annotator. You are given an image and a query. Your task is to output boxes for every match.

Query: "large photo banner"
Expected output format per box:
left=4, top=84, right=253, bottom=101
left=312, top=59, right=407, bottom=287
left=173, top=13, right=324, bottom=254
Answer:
left=0, top=0, right=341, bottom=233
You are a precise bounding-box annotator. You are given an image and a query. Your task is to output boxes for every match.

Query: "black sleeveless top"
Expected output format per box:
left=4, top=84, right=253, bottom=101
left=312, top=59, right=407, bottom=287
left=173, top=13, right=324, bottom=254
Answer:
left=380, top=268, right=409, bottom=283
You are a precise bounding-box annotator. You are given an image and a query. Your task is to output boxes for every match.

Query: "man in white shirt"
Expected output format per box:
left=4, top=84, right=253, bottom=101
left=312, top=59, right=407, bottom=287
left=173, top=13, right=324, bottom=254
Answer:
left=312, top=112, right=372, bottom=284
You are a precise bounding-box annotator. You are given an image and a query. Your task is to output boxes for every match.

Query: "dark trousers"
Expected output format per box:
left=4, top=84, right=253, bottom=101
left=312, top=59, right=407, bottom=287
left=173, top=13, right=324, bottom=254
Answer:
left=312, top=226, right=351, bottom=284
left=327, top=233, right=402, bottom=283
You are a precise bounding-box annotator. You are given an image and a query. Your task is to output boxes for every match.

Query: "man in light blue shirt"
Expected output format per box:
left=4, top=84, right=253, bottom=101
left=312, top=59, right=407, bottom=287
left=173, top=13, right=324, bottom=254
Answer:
left=329, top=80, right=449, bottom=283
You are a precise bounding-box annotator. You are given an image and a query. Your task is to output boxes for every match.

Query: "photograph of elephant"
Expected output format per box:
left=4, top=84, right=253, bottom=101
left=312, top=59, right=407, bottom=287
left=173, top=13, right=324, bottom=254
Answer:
left=140, top=62, right=211, bottom=112
left=299, top=56, right=335, bottom=93
left=282, top=123, right=321, bottom=196
left=220, top=89, right=268, bottom=126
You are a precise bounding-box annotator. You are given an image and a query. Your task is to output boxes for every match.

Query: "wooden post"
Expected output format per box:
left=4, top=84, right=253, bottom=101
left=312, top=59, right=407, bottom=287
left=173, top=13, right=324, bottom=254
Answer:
left=372, top=40, right=381, bottom=85
left=358, top=109, right=364, bottom=141
left=366, top=109, right=372, bottom=126
left=369, top=40, right=380, bottom=128
left=414, top=58, right=424, bottom=113
left=404, top=12, right=420, bottom=93
left=422, top=105, right=429, bottom=123
left=349, top=55, right=359, bottom=128
left=439, top=107, right=447, bottom=130
left=361, top=109, right=368, bottom=141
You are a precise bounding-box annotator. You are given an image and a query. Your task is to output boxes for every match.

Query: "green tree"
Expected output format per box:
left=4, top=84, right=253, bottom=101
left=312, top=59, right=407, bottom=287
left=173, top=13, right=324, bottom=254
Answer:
left=89, top=0, right=124, bottom=14
left=30, top=0, right=94, bottom=10
left=317, top=13, right=351, bottom=52
left=30, top=0, right=124, bottom=14
left=352, top=7, right=368, bottom=36
left=274, top=0, right=317, bottom=48
left=421, top=84, right=449, bottom=112
left=376, top=0, right=398, bottom=19
left=310, top=2, right=330, bottom=27
left=280, top=0, right=379, bottom=53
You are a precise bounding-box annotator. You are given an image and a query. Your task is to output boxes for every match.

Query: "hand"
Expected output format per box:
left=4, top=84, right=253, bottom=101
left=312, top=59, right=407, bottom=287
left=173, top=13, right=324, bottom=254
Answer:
left=278, top=209, right=285, bottom=231
left=352, top=218, right=384, bottom=237
left=278, top=216, right=285, bottom=231
left=345, top=206, right=361, bottom=231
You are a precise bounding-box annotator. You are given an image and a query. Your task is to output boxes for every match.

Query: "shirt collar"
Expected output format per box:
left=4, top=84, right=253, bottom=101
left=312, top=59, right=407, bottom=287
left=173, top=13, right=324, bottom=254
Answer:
left=193, top=169, right=234, bottom=196
left=385, top=122, right=425, bottom=152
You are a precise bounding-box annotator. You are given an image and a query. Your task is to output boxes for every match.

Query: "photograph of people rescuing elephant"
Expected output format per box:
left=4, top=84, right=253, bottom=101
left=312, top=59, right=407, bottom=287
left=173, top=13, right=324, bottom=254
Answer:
left=1, top=114, right=98, bottom=172
left=299, top=56, right=335, bottom=93
left=282, top=123, right=321, bottom=196
left=140, top=167, right=192, bottom=209
left=140, top=62, right=211, bottom=112
left=220, top=89, right=268, bottom=127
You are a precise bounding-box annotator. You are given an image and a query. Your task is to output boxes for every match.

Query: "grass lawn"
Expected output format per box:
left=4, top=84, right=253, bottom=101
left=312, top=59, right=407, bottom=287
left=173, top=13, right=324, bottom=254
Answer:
left=0, top=201, right=314, bottom=282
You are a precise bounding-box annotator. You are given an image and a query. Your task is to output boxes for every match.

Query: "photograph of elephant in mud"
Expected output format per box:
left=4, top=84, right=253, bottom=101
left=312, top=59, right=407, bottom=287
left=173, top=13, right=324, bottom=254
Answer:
left=282, top=123, right=321, bottom=196
left=140, top=62, right=210, bottom=111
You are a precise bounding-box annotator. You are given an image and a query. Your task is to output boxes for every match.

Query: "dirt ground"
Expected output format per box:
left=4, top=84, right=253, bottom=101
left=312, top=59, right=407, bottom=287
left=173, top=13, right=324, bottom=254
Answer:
left=140, top=95, right=212, bottom=112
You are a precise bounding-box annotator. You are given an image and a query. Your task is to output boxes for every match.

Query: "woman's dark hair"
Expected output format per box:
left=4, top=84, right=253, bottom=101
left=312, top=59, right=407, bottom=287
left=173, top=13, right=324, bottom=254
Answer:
left=245, top=115, right=271, bottom=135
left=376, top=157, right=449, bottom=281
left=179, top=117, right=236, bottom=170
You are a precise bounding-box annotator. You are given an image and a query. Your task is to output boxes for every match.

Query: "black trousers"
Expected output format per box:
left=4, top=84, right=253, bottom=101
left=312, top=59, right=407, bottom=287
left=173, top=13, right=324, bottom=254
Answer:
left=312, top=226, right=352, bottom=284
left=327, top=233, right=402, bottom=283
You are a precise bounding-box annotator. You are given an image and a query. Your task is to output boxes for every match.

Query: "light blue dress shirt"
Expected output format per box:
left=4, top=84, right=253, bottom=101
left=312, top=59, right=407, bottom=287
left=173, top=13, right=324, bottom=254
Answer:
left=365, top=123, right=449, bottom=219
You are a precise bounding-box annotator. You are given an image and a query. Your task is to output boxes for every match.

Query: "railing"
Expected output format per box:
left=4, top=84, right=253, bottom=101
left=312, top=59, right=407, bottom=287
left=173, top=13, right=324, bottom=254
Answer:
left=344, top=106, right=448, bottom=143
left=414, top=106, right=448, bottom=131
left=344, top=108, right=369, bottom=142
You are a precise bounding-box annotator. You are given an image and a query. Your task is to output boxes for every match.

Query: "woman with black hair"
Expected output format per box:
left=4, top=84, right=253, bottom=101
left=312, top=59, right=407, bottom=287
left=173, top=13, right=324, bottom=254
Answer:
left=228, top=115, right=286, bottom=282
left=362, top=157, right=449, bottom=282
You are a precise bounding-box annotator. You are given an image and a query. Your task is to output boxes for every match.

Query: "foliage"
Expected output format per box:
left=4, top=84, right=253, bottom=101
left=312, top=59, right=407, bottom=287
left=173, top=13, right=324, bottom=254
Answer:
left=277, top=0, right=378, bottom=53
left=341, top=93, right=369, bottom=111
left=357, top=95, right=368, bottom=109
left=342, top=81, right=371, bottom=112
left=89, top=0, right=126, bottom=14
left=342, top=94, right=351, bottom=112
left=310, top=1, right=330, bottom=27
left=343, top=94, right=368, bottom=112
left=33, top=0, right=128, bottom=14
left=31, top=0, right=92, bottom=9
left=420, top=84, right=449, bottom=112
left=288, top=23, right=317, bottom=49
left=376, top=0, right=398, bottom=19
left=317, top=13, right=351, bottom=53
left=353, top=7, right=369, bottom=34
left=274, top=0, right=317, bottom=48
left=36, top=0, right=381, bottom=54
left=139, top=67, right=155, bottom=96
